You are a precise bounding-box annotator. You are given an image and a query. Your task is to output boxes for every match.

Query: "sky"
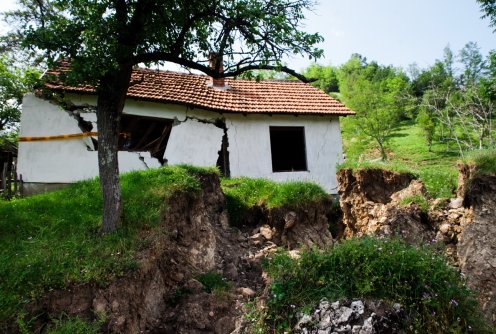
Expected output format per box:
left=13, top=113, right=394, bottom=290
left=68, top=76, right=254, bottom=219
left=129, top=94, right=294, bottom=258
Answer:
left=0, top=0, right=494, bottom=72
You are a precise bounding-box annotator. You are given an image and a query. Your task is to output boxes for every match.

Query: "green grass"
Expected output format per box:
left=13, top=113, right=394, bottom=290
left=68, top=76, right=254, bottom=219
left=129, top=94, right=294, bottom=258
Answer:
left=196, top=271, right=231, bottom=293
left=400, top=194, right=430, bottom=213
left=341, top=119, right=459, bottom=198
left=44, top=316, right=101, bottom=334
left=462, top=149, right=496, bottom=175
left=261, top=237, right=491, bottom=333
left=221, top=177, right=328, bottom=225
left=0, top=165, right=207, bottom=325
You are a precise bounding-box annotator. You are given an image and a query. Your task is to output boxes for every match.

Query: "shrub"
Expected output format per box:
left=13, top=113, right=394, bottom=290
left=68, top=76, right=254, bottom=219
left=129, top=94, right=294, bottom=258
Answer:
left=261, top=237, right=490, bottom=333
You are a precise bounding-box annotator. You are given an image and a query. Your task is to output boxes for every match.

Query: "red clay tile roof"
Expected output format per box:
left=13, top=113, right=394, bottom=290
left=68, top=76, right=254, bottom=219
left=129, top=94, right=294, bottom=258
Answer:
left=45, top=66, right=354, bottom=116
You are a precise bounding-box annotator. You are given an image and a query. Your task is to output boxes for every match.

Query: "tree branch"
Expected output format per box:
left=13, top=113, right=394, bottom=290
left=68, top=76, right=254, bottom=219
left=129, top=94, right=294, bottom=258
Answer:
left=132, top=52, right=316, bottom=82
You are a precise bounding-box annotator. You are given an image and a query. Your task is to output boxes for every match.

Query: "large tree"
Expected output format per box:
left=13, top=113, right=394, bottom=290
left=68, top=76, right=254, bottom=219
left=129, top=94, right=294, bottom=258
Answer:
left=3, top=0, right=323, bottom=232
left=477, top=0, right=496, bottom=31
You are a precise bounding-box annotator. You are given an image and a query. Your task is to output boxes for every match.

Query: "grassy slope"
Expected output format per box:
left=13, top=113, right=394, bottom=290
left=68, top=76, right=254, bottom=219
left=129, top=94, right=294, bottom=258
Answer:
left=341, top=118, right=459, bottom=198
left=0, top=167, right=327, bottom=324
left=221, top=177, right=328, bottom=225
left=0, top=166, right=208, bottom=323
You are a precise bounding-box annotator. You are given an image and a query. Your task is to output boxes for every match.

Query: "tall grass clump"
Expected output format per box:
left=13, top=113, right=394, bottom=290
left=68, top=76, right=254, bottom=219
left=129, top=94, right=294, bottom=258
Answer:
left=463, top=149, right=496, bottom=175
left=0, top=165, right=208, bottom=325
left=261, top=237, right=490, bottom=333
left=221, top=177, right=327, bottom=225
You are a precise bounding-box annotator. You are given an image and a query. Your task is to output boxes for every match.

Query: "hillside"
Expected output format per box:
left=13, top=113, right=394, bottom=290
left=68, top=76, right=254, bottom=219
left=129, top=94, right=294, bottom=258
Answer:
left=341, top=118, right=459, bottom=198
left=1, top=164, right=494, bottom=333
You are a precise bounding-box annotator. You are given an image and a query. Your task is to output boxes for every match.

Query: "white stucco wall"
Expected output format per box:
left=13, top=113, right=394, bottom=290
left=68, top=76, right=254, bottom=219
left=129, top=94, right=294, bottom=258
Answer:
left=18, top=94, right=345, bottom=194
left=165, top=118, right=224, bottom=166
left=225, top=113, right=344, bottom=193
left=18, top=94, right=162, bottom=183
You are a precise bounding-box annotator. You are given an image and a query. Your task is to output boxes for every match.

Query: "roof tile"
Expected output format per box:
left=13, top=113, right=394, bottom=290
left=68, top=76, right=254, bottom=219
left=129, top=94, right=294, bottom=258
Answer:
left=45, top=64, right=354, bottom=116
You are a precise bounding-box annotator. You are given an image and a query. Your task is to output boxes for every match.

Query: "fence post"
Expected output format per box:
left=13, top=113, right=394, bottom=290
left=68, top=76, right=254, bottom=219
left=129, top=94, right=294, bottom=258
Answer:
left=19, top=174, right=23, bottom=197
left=2, top=162, right=6, bottom=198
left=13, top=165, right=18, bottom=197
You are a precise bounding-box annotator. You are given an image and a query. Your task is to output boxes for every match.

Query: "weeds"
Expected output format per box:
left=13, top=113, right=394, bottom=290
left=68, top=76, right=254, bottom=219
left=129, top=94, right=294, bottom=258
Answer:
left=462, top=149, right=496, bottom=175
left=196, top=271, right=231, bottom=293
left=261, top=237, right=491, bottom=333
left=400, top=194, right=430, bottom=213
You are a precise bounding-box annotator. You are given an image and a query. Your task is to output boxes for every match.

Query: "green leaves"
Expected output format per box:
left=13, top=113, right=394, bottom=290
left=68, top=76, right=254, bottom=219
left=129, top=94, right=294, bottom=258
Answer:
left=338, top=56, right=411, bottom=160
left=0, top=55, right=40, bottom=133
left=5, top=0, right=323, bottom=84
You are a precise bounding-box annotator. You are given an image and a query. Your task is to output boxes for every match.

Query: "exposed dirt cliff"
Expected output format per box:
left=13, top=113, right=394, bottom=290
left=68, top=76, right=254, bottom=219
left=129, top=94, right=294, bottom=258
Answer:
left=20, top=173, right=335, bottom=333
left=337, top=166, right=495, bottom=324
left=457, top=171, right=496, bottom=324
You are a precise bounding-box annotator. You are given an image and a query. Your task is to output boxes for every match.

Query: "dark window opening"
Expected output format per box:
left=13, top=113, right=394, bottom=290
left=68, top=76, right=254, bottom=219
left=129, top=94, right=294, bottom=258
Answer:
left=270, top=126, right=308, bottom=172
left=119, top=115, right=173, bottom=165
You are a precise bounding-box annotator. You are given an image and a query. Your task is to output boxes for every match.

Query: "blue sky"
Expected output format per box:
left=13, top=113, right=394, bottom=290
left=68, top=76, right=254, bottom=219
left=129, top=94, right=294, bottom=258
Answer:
left=0, top=0, right=494, bottom=72
left=286, top=0, right=495, bottom=71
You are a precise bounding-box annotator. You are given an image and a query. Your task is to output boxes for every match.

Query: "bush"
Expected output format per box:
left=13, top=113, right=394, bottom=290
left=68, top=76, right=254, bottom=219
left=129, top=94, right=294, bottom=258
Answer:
left=261, top=237, right=490, bottom=333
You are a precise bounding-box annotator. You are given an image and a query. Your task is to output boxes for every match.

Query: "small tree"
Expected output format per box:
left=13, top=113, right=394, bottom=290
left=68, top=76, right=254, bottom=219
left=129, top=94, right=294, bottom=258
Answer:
left=3, top=0, right=323, bottom=232
left=338, top=55, right=409, bottom=161
left=416, top=108, right=436, bottom=152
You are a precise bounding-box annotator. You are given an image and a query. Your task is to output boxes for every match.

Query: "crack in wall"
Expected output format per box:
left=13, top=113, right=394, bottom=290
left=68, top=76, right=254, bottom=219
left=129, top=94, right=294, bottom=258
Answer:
left=137, top=153, right=151, bottom=169
left=172, top=115, right=231, bottom=177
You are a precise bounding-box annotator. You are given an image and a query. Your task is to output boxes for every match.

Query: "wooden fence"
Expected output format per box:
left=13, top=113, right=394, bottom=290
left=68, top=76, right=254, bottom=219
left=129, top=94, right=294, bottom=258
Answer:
left=1, top=154, right=21, bottom=199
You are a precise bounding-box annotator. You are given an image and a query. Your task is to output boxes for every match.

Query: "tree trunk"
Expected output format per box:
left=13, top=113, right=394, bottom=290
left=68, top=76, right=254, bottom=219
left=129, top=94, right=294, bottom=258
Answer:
left=96, top=67, right=133, bottom=233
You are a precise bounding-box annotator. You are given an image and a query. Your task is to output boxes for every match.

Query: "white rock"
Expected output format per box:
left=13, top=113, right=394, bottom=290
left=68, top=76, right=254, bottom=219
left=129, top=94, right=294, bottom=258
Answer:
left=259, top=224, right=273, bottom=240
left=335, top=307, right=354, bottom=324
left=351, top=300, right=365, bottom=315
left=352, top=325, right=362, bottom=334
left=295, top=314, right=313, bottom=330
left=359, top=317, right=374, bottom=334
left=319, top=299, right=331, bottom=310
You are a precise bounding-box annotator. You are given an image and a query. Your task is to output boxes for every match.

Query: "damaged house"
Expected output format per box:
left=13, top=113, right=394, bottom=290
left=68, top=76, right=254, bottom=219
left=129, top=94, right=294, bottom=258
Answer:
left=17, top=64, right=353, bottom=195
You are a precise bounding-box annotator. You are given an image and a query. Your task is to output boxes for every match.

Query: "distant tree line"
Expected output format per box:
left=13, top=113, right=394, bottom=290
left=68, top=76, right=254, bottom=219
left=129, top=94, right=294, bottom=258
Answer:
left=303, top=42, right=495, bottom=159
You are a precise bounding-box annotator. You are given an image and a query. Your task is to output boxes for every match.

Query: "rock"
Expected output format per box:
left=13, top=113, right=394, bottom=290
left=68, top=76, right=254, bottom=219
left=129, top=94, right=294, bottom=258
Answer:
left=449, top=197, right=464, bottom=209
left=335, top=306, right=354, bottom=324
left=250, top=233, right=263, bottom=241
left=350, top=300, right=364, bottom=315
left=284, top=211, right=298, bottom=229
left=236, top=287, right=256, bottom=298
left=224, top=263, right=238, bottom=280
left=295, top=314, right=313, bottom=330
left=438, top=223, right=451, bottom=234
left=259, top=224, right=273, bottom=240
left=294, top=299, right=404, bottom=333
left=184, top=279, right=204, bottom=293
